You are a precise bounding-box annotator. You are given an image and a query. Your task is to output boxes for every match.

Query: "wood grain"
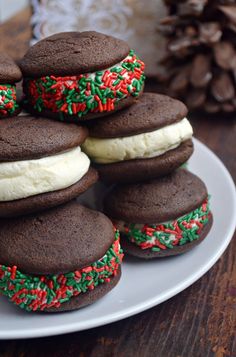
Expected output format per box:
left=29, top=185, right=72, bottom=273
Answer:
left=0, top=10, right=236, bottom=357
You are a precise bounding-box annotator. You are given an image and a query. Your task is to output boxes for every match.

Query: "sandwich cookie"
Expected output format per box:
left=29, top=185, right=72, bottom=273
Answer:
left=0, top=201, right=123, bottom=312
left=104, top=169, right=213, bottom=258
left=0, top=53, right=22, bottom=118
left=82, top=93, right=194, bottom=183
left=20, top=31, right=145, bottom=122
left=0, top=116, right=98, bottom=217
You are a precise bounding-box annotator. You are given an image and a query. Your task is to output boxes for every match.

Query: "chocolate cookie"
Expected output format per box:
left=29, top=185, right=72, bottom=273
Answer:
left=20, top=31, right=145, bottom=121
left=20, top=32, right=130, bottom=77
left=104, top=169, right=213, bottom=258
left=45, top=268, right=121, bottom=313
left=87, top=92, right=188, bottom=138
left=0, top=53, right=22, bottom=118
left=82, top=93, right=193, bottom=183
left=96, top=140, right=193, bottom=184
left=0, top=115, right=97, bottom=216
left=0, top=201, right=123, bottom=312
left=0, top=167, right=98, bottom=217
left=0, top=115, right=87, bottom=161
left=0, top=53, right=22, bottom=83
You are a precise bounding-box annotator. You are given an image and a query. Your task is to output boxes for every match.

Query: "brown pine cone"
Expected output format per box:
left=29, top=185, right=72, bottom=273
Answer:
left=159, top=0, right=236, bottom=113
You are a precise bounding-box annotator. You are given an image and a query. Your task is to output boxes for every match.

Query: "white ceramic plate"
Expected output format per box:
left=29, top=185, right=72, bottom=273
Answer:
left=0, top=138, right=235, bottom=339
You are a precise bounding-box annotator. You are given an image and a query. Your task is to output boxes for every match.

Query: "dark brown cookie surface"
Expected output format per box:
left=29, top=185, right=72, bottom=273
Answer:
left=0, top=167, right=98, bottom=217
left=44, top=268, right=121, bottom=313
left=0, top=53, right=22, bottom=83
left=104, top=169, right=208, bottom=223
left=20, top=31, right=130, bottom=77
left=96, top=140, right=193, bottom=184
left=0, top=200, right=114, bottom=275
left=121, top=215, right=213, bottom=259
left=0, top=115, right=88, bottom=161
left=87, top=93, right=188, bottom=138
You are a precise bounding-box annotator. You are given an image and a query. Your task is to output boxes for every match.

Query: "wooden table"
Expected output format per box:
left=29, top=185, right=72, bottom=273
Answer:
left=0, top=8, right=235, bottom=357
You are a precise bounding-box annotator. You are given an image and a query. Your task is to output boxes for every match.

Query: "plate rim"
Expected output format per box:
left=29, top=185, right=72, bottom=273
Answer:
left=0, top=137, right=235, bottom=339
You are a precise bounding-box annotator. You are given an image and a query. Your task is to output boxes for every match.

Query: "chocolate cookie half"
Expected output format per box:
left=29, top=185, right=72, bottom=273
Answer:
left=104, top=169, right=213, bottom=258
left=0, top=53, right=22, bottom=118
left=0, top=115, right=98, bottom=217
left=82, top=93, right=194, bottom=183
left=0, top=201, right=123, bottom=312
left=20, top=31, right=145, bottom=122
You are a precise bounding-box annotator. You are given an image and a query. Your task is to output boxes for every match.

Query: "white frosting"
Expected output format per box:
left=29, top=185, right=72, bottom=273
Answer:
left=82, top=118, right=193, bottom=164
left=0, top=147, right=90, bottom=201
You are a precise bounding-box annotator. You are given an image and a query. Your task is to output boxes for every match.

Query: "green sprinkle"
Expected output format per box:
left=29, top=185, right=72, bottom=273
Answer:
left=23, top=50, right=145, bottom=121
left=122, top=198, right=211, bottom=252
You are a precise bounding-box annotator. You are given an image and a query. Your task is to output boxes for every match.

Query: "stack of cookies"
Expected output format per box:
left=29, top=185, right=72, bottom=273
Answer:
left=0, top=30, right=146, bottom=312
left=0, top=113, right=123, bottom=312
left=81, top=88, right=213, bottom=259
left=0, top=30, right=212, bottom=313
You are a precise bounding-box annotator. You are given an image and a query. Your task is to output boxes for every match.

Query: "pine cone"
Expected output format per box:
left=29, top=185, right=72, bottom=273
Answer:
left=159, top=0, right=236, bottom=113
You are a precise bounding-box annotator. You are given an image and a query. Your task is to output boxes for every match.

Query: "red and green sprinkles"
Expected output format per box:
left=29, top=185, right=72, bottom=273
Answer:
left=121, top=199, right=210, bottom=252
left=24, top=50, right=145, bottom=120
left=0, top=84, right=18, bottom=117
left=0, top=230, right=123, bottom=312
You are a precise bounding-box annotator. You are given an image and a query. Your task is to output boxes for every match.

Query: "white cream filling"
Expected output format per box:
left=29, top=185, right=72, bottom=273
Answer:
left=88, top=54, right=132, bottom=80
left=82, top=118, right=193, bottom=164
left=0, top=146, right=90, bottom=201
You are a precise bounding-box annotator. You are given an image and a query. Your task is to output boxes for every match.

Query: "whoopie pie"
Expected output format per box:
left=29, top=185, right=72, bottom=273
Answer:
left=0, top=201, right=123, bottom=312
left=0, top=115, right=97, bottom=217
left=82, top=93, right=194, bottom=183
left=20, top=31, right=145, bottom=122
left=0, top=53, right=22, bottom=118
left=104, top=169, right=213, bottom=258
